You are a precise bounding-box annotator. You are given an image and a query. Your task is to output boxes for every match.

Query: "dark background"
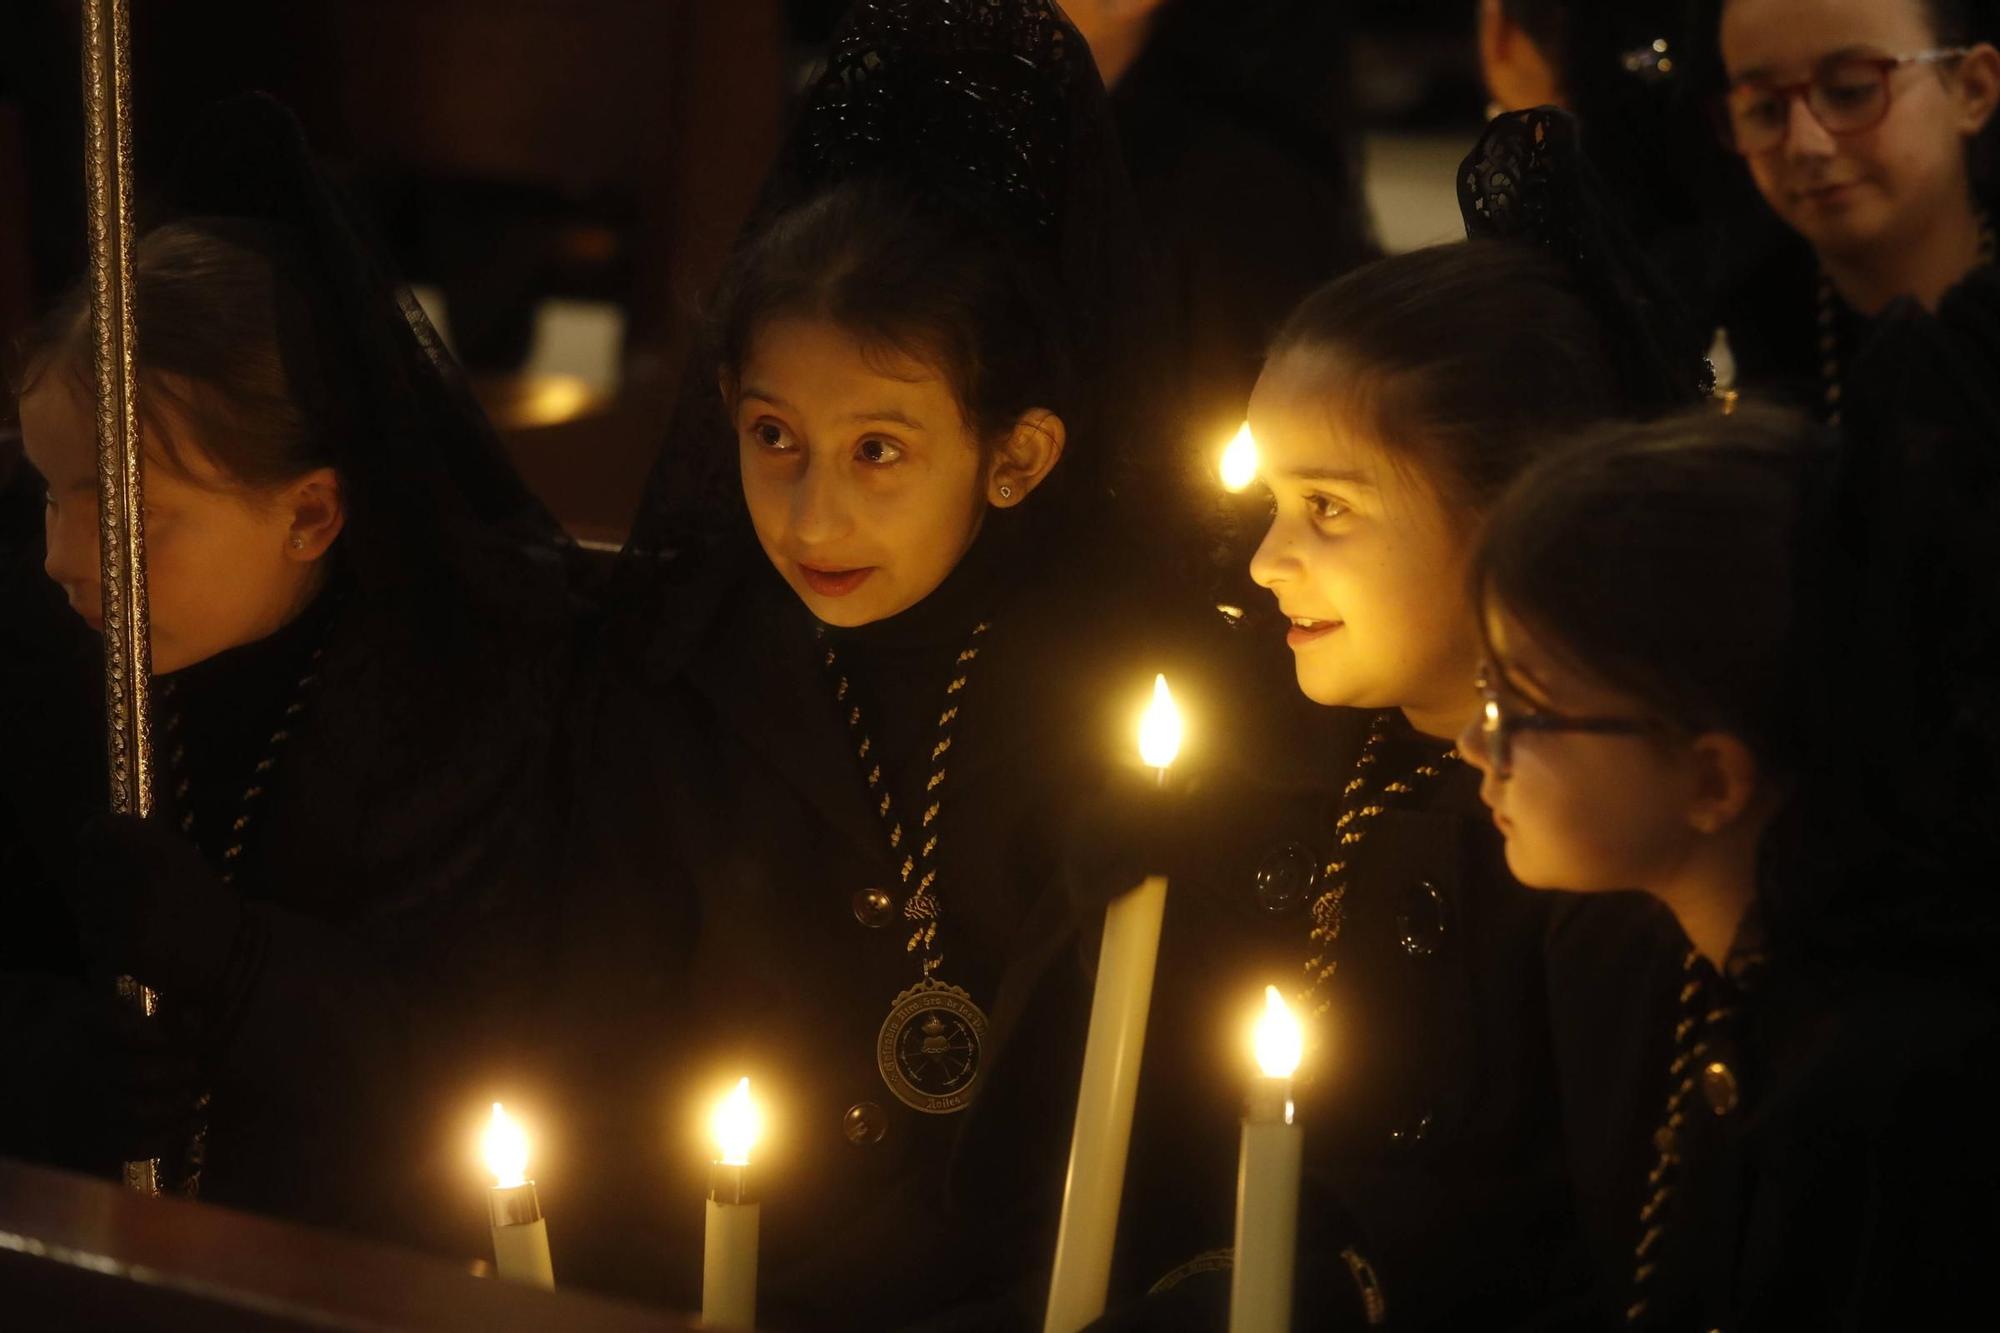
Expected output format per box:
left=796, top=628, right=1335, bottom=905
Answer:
left=0, top=0, right=1486, bottom=542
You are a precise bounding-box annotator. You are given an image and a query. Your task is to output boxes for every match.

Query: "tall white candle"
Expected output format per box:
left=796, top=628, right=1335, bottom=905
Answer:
left=1230, top=988, right=1304, bottom=1333
left=483, top=1103, right=555, bottom=1289
left=702, top=1077, right=761, bottom=1330
left=1044, top=676, right=1182, bottom=1333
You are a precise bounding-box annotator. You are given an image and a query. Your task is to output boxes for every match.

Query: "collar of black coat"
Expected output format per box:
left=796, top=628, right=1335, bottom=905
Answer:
left=815, top=506, right=1021, bottom=674
left=659, top=516, right=1023, bottom=853
left=155, top=577, right=343, bottom=732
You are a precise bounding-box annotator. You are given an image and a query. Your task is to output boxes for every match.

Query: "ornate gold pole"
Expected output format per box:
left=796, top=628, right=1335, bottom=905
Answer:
left=81, top=0, right=158, bottom=1197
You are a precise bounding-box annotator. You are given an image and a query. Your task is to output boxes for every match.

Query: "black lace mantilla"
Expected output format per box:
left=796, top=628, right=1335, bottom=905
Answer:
left=800, top=0, right=1082, bottom=241
left=1460, top=108, right=1586, bottom=267
left=1457, top=107, right=1714, bottom=411
left=625, top=0, right=1161, bottom=573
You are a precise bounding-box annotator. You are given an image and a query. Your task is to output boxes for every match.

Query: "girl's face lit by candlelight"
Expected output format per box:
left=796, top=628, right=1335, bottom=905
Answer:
left=21, top=377, right=343, bottom=674
left=1245, top=350, right=1483, bottom=739
left=729, top=316, right=1062, bottom=628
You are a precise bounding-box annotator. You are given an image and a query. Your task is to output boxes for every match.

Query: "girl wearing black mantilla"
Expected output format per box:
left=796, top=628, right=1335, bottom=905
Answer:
left=0, top=95, right=573, bottom=1248
left=551, top=2, right=1190, bottom=1325
left=1096, top=110, right=1713, bottom=1331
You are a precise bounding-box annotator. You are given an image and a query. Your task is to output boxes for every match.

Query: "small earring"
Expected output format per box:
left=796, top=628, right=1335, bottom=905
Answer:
left=288, top=535, right=305, bottom=551
left=998, top=484, right=1013, bottom=500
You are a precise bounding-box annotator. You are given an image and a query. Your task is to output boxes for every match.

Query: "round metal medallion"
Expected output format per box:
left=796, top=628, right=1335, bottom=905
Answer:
left=876, top=980, right=987, bottom=1114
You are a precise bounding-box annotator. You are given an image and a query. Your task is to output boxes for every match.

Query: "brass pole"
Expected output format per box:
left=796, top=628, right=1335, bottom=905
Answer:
left=80, top=0, right=159, bottom=1196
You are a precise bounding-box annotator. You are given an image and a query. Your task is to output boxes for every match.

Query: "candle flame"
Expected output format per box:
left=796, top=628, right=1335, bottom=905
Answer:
left=1219, top=422, right=1259, bottom=492
left=1253, top=986, right=1303, bottom=1080
left=1137, top=673, right=1183, bottom=771
left=712, top=1077, right=761, bottom=1167
left=483, top=1102, right=530, bottom=1189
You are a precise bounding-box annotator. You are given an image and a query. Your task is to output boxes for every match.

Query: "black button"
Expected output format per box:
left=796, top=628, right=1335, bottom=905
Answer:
left=1394, top=878, right=1448, bottom=957
left=852, top=887, right=894, bottom=928
left=843, top=1101, right=888, bottom=1145
left=1254, top=842, right=1320, bottom=915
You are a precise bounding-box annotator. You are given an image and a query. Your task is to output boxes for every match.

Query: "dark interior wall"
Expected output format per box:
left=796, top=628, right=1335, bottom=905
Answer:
left=0, top=0, right=789, bottom=540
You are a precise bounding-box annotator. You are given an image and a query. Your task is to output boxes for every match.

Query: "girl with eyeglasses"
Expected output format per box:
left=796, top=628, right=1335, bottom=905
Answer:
left=1462, top=400, right=2000, bottom=1327
left=1702, top=0, right=2000, bottom=419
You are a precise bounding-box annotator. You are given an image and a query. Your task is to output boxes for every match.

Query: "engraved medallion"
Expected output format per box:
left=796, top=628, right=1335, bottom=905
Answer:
left=877, top=980, right=987, bottom=1114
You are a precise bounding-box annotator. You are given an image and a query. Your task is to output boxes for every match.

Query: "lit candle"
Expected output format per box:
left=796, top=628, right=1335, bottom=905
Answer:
left=1230, top=987, right=1304, bottom=1333
left=1219, top=421, right=1260, bottom=493
left=1044, top=675, right=1182, bottom=1333
left=703, top=1077, right=761, bottom=1330
left=482, top=1102, right=555, bottom=1289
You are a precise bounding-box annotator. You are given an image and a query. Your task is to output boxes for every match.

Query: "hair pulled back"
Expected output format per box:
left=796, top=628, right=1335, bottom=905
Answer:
left=16, top=217, right=330, bottom=491
left=708, top=175, right=1075, bottom=464
left=1266, top=240, right=1624, bottom=512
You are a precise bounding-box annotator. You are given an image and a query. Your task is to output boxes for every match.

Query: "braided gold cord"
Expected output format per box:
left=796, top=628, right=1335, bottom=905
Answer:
left=1301, top=715, right=1459, bottom=1015
left=822, top=621, right=991, bottom=982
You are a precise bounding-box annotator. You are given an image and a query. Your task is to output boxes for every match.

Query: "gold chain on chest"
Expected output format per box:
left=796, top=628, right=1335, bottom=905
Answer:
left=1625, top=947, right=1763, bottom=1326
left=152, top=641, right=325, bottom=1199
left=159, top=645, right=325, bottom=887
left=819, top=621, right=990, bottom=980
left=1301, top=713, right=1458, bottom=1015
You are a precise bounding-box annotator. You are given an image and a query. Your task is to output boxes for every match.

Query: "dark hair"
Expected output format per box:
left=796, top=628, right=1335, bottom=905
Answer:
left=13, top=217, right=332, bottom=490
left=1470, top=400, right=2000, bottom=965
left=1923, top=0, right=1977, bottom=44
left=708, top=175, right=1074, bottom=461
left=1266, top=240, right=1624, bottom=512
left=1707, top=0, right=1977, bottom=50
left=1471, top=402, right=1821, bottom=772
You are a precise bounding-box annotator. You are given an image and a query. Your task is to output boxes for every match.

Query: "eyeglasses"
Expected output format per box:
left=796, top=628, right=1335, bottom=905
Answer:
left=1475, top=661, right=1655, bottom=781
left=1717, top=47, right=1972, bottom=154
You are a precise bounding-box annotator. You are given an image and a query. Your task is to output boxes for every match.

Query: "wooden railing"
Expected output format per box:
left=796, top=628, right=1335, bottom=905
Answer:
left=0, top=1157, right=698, bottom=1330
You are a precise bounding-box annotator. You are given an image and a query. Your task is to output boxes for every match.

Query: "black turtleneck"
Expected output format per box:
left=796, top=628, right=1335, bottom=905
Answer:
left=154, top=584, right=341, bottom=882
left=812, top=512, right=1024, bottom=814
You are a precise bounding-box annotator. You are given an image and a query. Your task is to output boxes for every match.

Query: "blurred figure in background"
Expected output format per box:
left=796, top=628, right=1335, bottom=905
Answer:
left=1696, top=0, right=2000, bottom=417
left=1478, top=0, right=1730, bottom=290
left=1070, top=0, right=1379, bottom=702
left=1070, top=0, right=1377, bottom=459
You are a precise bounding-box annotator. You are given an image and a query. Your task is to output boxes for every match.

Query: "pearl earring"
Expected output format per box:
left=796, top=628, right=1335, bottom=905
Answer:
left=998, top=485, right=1013, bottom=500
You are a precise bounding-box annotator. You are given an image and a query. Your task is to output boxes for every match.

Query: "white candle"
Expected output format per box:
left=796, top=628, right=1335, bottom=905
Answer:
left=482, top=1103, right=555, bottom=1289
left=702, top=1077, right=761, bottom=1330
left=1044, top=676, right=1182, bottom=1333
left=1230, top=988, right=1304, bottom=1333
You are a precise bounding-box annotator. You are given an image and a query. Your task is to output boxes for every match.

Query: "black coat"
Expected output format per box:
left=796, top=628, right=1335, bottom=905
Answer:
left=552, top=537, right=1177, bottom=1330
left=1636, top=956, right=2000, bottom=1329
left=1101, top=718, right=1685, bottom=1331
left=175, top=582, right=572, bottom=1246
left=0, top=557, right=573, bottom=1254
